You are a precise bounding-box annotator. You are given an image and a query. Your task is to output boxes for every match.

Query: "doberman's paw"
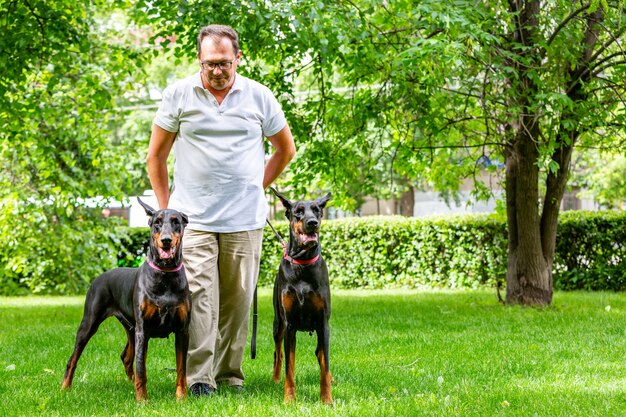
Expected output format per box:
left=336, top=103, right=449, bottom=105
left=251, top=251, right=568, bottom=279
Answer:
left=283, top=387, right=297, bottom=404
left=135, top=390, right=148, bottom=402
left=176, top=388, right=188, bottom=401
left=321, top=394, right=334, bottom=405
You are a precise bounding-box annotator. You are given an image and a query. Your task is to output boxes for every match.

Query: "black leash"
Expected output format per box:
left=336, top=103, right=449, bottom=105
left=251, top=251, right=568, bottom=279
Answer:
left=251, top=218, right=286, bottom=360
left=251, top=285, right=258, bottom=359
left=266, top=217, right=287, bottom=247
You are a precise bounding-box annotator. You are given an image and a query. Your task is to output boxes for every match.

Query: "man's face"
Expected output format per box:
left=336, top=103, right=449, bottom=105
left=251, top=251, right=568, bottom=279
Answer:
left=199, top=36, right=240, bottom=91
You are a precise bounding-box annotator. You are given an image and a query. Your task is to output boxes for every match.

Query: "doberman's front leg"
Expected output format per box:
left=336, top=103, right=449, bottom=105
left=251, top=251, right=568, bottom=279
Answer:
left=134, top=321, right=149, bottom=401
left=283, top=327, right=297, bottom=404
left=316, top=321, right=333, bottom=404
left=174, top=329, right=189, bottom=400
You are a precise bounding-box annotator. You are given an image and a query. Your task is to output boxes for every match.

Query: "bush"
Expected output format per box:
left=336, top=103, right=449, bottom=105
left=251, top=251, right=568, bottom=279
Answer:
left=0, top=203, right=123, bottom=295
left=259, top=215, right=508, bottom=288
left=117, top=227, right=150, bottom=268
left=554, top=210, right=626, bottom=290
left=6, top=210, right=626, bottom=294
left=262, top=211, right=626, bottom=290
left=117, top=211, right=626, bottom=291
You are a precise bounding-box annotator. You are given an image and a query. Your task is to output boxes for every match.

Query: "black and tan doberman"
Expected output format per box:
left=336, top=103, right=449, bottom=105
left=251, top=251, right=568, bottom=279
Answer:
left=61, top=198, right=191, bottom=401
left=270, top=188, right=333, bottom=404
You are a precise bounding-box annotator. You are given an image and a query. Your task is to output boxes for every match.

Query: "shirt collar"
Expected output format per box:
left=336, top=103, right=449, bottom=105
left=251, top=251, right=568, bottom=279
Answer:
left=230, top=74, right=244, bottom=92
left=193, top=71, right=244, bottom=93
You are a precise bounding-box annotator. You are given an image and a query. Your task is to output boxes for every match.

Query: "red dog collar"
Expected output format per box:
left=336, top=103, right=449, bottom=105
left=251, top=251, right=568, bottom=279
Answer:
left=283, top=247, right=320, bottom=266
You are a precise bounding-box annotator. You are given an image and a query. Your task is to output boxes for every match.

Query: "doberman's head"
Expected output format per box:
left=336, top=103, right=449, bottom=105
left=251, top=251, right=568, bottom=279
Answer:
left=138, top=198, right=189, bottom=266
left=271, top=188, right=332, bottom=253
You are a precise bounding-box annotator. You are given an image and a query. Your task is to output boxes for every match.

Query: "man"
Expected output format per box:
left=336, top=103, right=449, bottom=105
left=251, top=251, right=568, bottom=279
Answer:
left=146, top=24, right=295, bottom=396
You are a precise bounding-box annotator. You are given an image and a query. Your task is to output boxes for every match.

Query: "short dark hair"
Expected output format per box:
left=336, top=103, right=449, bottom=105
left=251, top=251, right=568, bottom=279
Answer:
left=197, top=24, right=240, bottom=57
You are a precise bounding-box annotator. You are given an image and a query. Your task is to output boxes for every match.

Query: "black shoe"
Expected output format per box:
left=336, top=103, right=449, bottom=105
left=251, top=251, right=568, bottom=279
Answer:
left=190, top=383, right=216, bottom=397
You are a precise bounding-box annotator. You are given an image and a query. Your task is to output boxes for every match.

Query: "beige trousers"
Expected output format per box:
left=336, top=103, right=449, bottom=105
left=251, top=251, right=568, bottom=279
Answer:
left=182, top=228, right=263, bottom=388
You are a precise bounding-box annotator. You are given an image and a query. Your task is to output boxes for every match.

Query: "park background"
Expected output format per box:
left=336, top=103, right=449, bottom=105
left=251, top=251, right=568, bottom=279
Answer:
left=2, top=1, right=626, bottom=415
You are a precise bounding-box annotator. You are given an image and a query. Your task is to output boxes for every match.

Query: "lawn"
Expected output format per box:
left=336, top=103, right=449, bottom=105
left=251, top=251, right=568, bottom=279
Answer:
left=1, top=289, right=626, bottom=416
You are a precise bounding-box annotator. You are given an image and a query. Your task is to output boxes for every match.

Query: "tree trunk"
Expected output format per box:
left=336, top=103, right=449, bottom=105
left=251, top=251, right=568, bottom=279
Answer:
left=505, top=123, right=553, bottom=306
left=504, top=2, right=603, bottom=306
left=505, top=0, right=552, bottom=305
left=400, top=186, right=415, bottom=217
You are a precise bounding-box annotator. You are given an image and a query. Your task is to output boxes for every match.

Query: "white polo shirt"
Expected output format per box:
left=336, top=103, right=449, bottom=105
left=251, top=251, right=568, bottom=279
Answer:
left=153, top=72, right=287, bottom=232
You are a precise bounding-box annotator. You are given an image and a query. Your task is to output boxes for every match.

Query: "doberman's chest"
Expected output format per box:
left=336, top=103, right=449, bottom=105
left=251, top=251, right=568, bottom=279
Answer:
left=140, top=293, right=190, bottom=338
left=280, top=284, right=327, bottom=331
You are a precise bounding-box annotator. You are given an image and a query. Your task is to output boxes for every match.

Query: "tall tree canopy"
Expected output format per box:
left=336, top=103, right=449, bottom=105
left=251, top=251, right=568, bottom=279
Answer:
left=131, top=0, right=626, bottom=305
left=3, top=0, right=625, bottom=302
left=0, top=0, right=146, bottom=292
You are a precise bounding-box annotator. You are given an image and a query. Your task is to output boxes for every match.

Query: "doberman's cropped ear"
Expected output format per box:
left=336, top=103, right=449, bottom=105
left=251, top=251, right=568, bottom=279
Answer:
left=315, top=192, right=332, bottom=209
left=270, top=187, right=292, bottom=211
left=137, top=197, right=157, bottom=217
left=180, top=211, right=189, bottom=226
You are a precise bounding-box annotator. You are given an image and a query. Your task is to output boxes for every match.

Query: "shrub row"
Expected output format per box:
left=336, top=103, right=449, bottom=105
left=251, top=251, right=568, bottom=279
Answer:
left=119, top=210, right=626, bottom=291
left=554, top=210, right=626, bottom=291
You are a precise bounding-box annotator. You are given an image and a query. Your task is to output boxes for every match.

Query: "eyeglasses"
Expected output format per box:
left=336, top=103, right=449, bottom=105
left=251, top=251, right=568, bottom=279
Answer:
left=200, top=59, right=236, bottom=71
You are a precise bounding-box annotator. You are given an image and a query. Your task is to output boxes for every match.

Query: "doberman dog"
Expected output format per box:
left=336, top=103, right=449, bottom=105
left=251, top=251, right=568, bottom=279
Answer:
left=270, top=188, right=333, bottom=404
left=61, top=198, right=191, bottom=401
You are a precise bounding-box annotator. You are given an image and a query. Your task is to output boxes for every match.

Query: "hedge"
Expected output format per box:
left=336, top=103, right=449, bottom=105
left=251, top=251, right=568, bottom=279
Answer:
left=118, top=210, right=626, bottom=291
left=554, top=210, right=626, bottom=290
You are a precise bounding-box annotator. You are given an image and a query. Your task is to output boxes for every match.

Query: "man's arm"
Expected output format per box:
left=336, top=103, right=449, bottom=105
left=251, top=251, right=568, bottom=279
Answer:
left=146, top=124, right=177, bottom=209
left=264, top=124, right=296, bottom=189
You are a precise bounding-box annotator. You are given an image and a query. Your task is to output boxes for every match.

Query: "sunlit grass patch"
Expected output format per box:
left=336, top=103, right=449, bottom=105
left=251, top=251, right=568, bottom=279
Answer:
left=1, top=289, right=625, bottom=416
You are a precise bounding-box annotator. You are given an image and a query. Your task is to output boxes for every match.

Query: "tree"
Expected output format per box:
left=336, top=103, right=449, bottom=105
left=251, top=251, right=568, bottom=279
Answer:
left=129, top=0, right=626, bottom=306
left=476, top=1, right=625, bottom=305
left=287, top=0, right=626, bottom=305
left=0, top=1, right=147, bottom=293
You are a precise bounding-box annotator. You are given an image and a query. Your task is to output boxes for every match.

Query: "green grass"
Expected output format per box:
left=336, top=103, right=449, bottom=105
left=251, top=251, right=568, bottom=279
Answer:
left=2, top=289, right=626, bottom=416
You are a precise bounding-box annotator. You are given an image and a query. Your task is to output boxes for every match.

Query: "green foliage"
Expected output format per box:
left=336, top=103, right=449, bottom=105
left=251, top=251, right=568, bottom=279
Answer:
left=4, top=2, right=626, bottom=296
left=554, top=210, right=626, bottom=291
left=125, top=0, right=626, bottom=211
left=581, top=154, right=626, bottom=209
left=0, top=205, right=124, bottom=295
left=116, top=226, right=150, bottom=268
left=262, top=210, right=626, bottom=290
left=0, top=1, right=148, bottom=294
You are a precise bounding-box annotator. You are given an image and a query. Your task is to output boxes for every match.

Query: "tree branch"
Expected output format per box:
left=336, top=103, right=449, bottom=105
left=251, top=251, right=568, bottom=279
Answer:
left=589, top=26, right=626, bottom=63
left=22, top=0, right=46, bottom=37
left=592, top=59, right=626, bottom=77
left=546, top=3, right=592, bottom=47
left=588, top=51, right=626, bottom=73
